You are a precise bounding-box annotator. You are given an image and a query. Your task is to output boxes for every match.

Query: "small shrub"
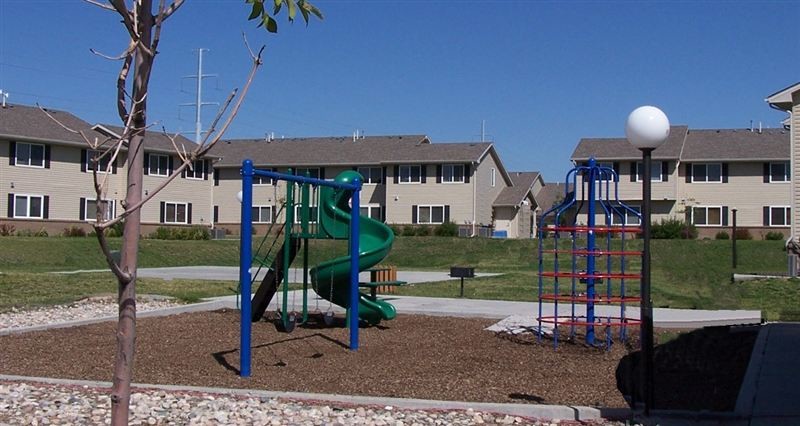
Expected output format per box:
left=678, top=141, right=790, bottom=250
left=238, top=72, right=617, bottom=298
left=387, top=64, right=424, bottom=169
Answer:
left=149, top=226, right=210, bottom=240
left=63, top=226, right=87, bottom=237
left=0, top=224, right=15, bottom=236
left=401, top=226, right=417, bottom=237
left=734, top=229, right=753, bottom=240
left=434, top=221, right=458, bottom=237
left=415, top=226, right=431, bottom=236
left=714, top=231, right=730, bottom=240
left=389, top=224, right=403, bottom=236
left=17, top=228, right=49, bottom=237
left=651, top=218, right=696, bottom=239
left=765, top=231, right=784, bottom=241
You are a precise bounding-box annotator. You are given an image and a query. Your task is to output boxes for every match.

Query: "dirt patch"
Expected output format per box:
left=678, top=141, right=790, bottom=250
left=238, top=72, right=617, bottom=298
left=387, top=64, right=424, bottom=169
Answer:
left=0, top=310, right=756, bottom=411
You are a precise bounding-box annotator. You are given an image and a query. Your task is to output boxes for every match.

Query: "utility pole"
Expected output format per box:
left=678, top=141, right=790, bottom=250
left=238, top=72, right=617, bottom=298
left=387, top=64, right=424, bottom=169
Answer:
left=481, top=120, right=486, bottom=142
left=181, top=48, right=218, bottom=144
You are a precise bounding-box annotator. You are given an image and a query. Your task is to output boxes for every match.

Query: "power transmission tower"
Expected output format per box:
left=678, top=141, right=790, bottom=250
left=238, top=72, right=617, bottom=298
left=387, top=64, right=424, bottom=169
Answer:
left=181, top=48, right=218, bottom=144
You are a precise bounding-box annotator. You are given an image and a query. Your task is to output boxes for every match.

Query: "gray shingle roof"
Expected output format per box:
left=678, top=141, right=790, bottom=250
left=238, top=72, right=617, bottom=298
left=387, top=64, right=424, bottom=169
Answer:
left=536, top=182, right=574, bottom=215
left=94, top=124, right=198, bottom=154
left=210, top=135, right=493, bottom=167
left=571, top=125, right=689, bottom=161
left=0, top=103, right=100, bottom=144
left=493, top=171, right=541, bottom=207
left=681, top=128, right=789, bottom=161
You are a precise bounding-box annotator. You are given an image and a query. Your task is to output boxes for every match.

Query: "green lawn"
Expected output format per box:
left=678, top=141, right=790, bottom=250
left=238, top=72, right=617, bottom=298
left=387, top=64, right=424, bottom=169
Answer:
left=0, top=236, right=797, bottom=320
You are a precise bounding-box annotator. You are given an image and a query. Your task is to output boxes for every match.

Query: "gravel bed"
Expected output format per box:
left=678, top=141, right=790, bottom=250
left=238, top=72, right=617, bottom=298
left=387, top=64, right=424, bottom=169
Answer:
left=0, top=381, right=628, bottom=425
left=0, top=297, right=182, bottom=330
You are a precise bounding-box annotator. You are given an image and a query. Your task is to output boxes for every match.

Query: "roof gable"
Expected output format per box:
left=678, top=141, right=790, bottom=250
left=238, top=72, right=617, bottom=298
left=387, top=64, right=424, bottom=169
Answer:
left=766, top=81, right=800, bottom=111
left=681, top=128, right=789, bottom=161
left=493, top=171, right=542, bottom=207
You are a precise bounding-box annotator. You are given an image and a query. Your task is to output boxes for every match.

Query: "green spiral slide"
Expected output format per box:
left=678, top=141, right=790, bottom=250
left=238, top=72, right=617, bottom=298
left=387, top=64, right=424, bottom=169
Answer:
left=310, top=171, right=397, bottom=325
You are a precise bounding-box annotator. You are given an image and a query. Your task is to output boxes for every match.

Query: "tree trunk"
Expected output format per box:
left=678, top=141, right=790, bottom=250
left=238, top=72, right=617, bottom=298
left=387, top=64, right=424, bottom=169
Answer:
left=110, top=2, right=153, bottom=424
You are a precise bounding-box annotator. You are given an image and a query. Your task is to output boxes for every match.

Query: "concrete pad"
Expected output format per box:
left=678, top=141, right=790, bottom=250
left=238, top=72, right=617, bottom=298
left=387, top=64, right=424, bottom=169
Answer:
left=485, top=315, right=553, bottom=336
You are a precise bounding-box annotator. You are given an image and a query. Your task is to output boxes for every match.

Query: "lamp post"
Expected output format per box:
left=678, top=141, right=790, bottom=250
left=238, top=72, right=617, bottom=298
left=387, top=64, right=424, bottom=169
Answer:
left=625, top=106, right=670, bottom=416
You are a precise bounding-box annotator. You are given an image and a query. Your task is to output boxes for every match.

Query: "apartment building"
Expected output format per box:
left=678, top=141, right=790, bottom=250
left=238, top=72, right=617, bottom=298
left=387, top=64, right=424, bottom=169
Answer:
left=570, top=125, right=791, bottom=238
left=0, top=104, right=213, bottom=234
left=766, top=82, right=800, bottom=243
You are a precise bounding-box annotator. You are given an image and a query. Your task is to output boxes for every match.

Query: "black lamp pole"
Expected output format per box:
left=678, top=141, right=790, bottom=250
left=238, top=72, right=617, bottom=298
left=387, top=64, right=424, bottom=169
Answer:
left=732, top=208, right=738, bottom=269
left=640, top=148, right=655, bottom=416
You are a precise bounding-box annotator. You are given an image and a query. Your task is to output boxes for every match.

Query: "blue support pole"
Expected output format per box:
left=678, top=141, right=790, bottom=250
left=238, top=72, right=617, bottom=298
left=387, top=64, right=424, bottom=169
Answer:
left=239, top=160, right=254, bottom=377
left=349, top=179, right=362, bottom=350
left=586, top=158, right=597, bottom=346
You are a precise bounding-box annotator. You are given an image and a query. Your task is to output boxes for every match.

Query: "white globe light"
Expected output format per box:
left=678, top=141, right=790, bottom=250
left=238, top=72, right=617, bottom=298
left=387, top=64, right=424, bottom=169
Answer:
left=236, top=190, right=243, bottom=203
left=625, top=106, right=670, bottom=149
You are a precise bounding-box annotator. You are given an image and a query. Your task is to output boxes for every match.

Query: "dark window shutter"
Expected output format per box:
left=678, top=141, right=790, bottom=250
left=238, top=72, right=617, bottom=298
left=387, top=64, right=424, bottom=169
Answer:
left=168, top=156, right=174, bottom=175
left=213, top=169, right=220, bottom=186
left=213, top=206, right=219, bottom=223
left=81, top=149, right=87, bottom=172
left=630, top=162, right=637, bottom=182
left=187, top=203, right=193, bottom=224
left=319, top=167, right=325, bottom=180
left=181, top=166, right=186, bottom=178
left=203, top=160, right=209, bottom=180
left=661, top=161, right=669, bottom=182
left=381, top=206, right=386, bottom=222
left=464, top=163, right=471, bottom=183
left=444, top=205, right=450, bottom=223
left=144, top=153, right=150, bottom=175
left=43, top=196, right=49, bottom=219
left=272, top=168, right=278, bottom=186
left=685, top=163, right=692, bottom=183
left=722, top=206, right=729, bottom=226
left=420, top=165, right=427, bottom=184
left=394, top=165, right=399, bottom=184
left=763, top=163, right=770, bottom=183
left=159, top=201, right=165, bottom=223
left=764, top=206, right=770, bottom=226
left=412, top=205, right=418, bottom=224
left=436, top=165, right=442, bottom=183
left=44, top=145, right=51, bottom=169
left=79, top=197, right=86, bottom=220
left=722, top=163, right=729, bottom=183
left=9, top=141, right=15, bottom=165
left=382, top=167, right=387, bottom=184
left=7, top=193, right=14, bottom=218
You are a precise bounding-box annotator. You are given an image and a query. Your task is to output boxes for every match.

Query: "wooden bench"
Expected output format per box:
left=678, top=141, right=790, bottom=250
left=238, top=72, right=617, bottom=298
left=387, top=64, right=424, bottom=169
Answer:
left=358, top=280, right=407, bottom=298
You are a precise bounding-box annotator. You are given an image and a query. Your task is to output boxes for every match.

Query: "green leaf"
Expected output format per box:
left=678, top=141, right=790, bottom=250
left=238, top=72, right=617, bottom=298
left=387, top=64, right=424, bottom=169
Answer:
left=287, top=0, right=297, bottom=21
left=248, top=1, right=263, bottom=20
left=299, top=7, right=309, bottom=23
left=302, top=2, right=323, bottom=20
left=273, top=0, right=282, bottom=15
left=265, top=15, right=278, bottom=33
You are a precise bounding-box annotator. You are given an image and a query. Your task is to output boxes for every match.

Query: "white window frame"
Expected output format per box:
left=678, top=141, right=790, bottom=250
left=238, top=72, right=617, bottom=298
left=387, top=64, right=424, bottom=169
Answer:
left=770, top=162, right=790, bottom=183
left=294, top=204, right=319, bottom=224
left=13, top=194, right=44, bottom=219
left=441, top=164, right=465, bottom=184
left=491, top=167, right=496, bottom=187
left=359, top=204, right=383, bottom=221
left=399, top=165, right=422, bottom=184
left=417, top=205, right=445, bottom=225
left=691, top=163, right=722, bottom=183
left=357, top=167, right=383, bottom=185
left=148, top=153, right=170, bottom=177
left=635, top=160, right=663, bottom=182
left=185, top=159, right=204, bottom=180
left=85, top=149, right=113, bottom=173
left=83, top=198, right=116, bottom=222
left=163, top=202, right=188, bottom=224
left=253, top=175, right=273, bottom=185
left=252, top=205, right=273, bottom=224
left=691, top=205, right=723, bottom=227
left=14, top=142, right=45, bottom=168
left=769, top=206, right=791, bottom=227
left=610, top=205, right=641, bottom=226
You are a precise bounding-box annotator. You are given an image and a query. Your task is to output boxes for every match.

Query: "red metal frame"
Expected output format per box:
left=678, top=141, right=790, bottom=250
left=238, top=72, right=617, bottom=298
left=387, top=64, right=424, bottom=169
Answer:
left=541, top=249, right=643, bottom=256
left=540, top=225, right=642, bottom=234
left=538, top=315, right=642, bottom=327
left=539, top=271, right=641, bottom=280
left=539, top=294, right=641, bottom=304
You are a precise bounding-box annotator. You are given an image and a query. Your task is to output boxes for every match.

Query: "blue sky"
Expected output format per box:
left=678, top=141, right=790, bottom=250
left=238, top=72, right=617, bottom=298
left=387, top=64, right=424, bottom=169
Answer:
left=1, top=1, right=798, bottom=180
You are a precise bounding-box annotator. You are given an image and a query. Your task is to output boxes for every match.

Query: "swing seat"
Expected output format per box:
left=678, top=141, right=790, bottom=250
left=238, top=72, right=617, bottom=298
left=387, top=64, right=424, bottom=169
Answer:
left=358, top=280, right=407, bottom=298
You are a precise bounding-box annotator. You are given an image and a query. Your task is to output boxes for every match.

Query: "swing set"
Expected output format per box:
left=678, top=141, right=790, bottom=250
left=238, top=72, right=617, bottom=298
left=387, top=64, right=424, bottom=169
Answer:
left=237, top=160, right=397, bottom=377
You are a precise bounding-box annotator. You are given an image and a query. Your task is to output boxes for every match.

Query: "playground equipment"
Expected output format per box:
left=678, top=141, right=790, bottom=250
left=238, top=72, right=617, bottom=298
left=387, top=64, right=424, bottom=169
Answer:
left=238, top=160, right=398, bottom=377
left=537, top=158, right=642, bottom=349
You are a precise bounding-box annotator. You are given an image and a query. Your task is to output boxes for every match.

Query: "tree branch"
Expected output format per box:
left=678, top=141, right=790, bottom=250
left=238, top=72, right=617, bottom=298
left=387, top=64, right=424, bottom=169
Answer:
left=82, top=0, right=116, bottom=12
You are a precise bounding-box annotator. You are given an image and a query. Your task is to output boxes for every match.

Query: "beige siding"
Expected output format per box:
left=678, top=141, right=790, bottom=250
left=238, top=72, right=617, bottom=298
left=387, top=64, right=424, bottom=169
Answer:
left=606, top=160, right=678, bottom=201
left=385, top=164, right=474, bottom=225
left=476, top=153, right=506, bottom=226
left=493, top=206, right=518, bottom=238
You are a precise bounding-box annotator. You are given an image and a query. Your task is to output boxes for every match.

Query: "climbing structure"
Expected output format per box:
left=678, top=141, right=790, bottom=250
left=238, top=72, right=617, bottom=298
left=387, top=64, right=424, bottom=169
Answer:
left=537, top=158, right=642, bottom=348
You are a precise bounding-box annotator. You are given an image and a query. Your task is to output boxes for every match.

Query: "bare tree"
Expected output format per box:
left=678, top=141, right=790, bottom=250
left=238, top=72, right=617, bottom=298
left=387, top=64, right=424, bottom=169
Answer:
left=45, top=1, right=322, bottom=424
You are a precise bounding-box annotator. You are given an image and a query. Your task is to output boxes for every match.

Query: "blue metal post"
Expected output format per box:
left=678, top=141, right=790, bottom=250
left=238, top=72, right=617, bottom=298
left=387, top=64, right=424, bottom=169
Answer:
left=349, top=180, right=362, bottom=350
left=239, top=160, right=254, bottom=377
left=586, top=158, right=597, bottom=345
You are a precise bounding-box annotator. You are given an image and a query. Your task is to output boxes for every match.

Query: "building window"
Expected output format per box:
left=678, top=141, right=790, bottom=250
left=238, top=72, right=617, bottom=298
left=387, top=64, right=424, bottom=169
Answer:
left=691, top=163, right=722, bottom=183
left=254, top=175, right=273, bottom=185
left=611, top=206, right=641, bottom=226
left=185, top=159, right=205, bottom=180
left=417, top=205, right=445, bottom=224
left=691, top=206, right=723, bottom=226
left=399, top=165, right=422, bottom=184
left=14, top=142, right=45, bottom=168
left=13, top=194, right=44, bottom=219
left=359, top=205, right=383, bottom=221
left=83, top=198, right=115, bottom=221
left=635, top=161, right=663, bottom=182
left=85, top=149, right=113, bottom=172
left=252, top=205, right=273, bottom=224
left=295, top=167, right=320, bottom=179
left=770, top=162, right=790, bottom=183
left=148, top=154, right=170, bottom=176
left=294, top=204, right=318, bottom=224
left=491, top=168, right=496, bottom=187
left=163, top=202, right=188, bottom=224
left=358, top=167, right=383, bottom=184
left=441, top=164, right=465, bottom=183
left=769, top=206, right=791, bottom=227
